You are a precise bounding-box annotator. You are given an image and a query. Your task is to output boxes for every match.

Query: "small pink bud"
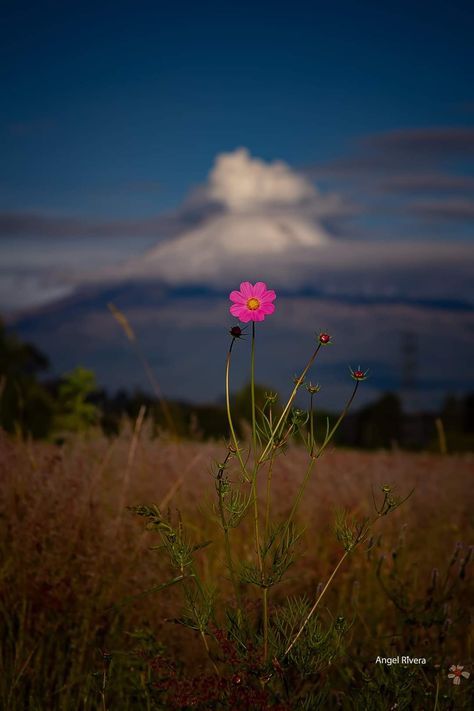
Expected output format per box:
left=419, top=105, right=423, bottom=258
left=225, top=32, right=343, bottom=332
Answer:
left=350, top=366, right=369, bottom=381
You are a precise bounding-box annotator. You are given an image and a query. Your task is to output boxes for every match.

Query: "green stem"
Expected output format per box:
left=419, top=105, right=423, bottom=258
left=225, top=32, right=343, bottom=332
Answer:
left=433, top=677, right=440, bottom=711
left=225, top=340, right=249, bottom=477
left=251, top=322, right=257, bottom=459
left=282, top=382, right=360, bottom=541
left=186, top=565, right=220, bottom=674
left=284, top=456, right=318, bottom=533
left=309, top=393, right=315, bottom=456
left=252, top=475, right=263, bottom=577
left=200, top=629, right=220, bottom=675
left=315, top=381, right=359, bottom=458
left=250, top=322, right=263, bottom=590
left=263, top=587, right=269, bottom=663
left=284, top=504, right=387, bottom=659
left=264, top=452, right=276, bottom=536
left=101, top=667, right=107, bottom=711
left=258, top=343, right=322, bottom=464
left=216, top=457, right=242, bottom=619
left=263, top=450, right=276, bottom=666
left=284, top=550, right=350, bottom=657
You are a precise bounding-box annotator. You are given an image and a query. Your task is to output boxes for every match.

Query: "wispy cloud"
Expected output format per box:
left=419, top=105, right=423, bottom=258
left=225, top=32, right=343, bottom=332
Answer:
left=0, top=211, right=179, bottom=240
left=305, top=126, right=474, bottom=239
left=378, top=172, right=474, bottom=195
left=363, top=127, right=474, bottom=159
left=408, top=198, right=474, bottom=221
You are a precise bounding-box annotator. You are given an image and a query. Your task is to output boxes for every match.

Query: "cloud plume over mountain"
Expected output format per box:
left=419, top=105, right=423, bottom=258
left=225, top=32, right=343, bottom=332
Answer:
left=4, top=148, right=473, bottom=409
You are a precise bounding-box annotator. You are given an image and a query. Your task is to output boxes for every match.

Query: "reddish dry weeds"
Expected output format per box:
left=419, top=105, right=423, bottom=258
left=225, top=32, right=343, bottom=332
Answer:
left=1, top=429, right=473, bottom=678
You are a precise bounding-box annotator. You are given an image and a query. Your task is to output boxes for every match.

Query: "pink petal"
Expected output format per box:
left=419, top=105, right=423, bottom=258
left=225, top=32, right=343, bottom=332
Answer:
left=259, top=302, right=275, bottom=315
left=260, top=289, right=276, bottom=303
left=229, top=290, right=246, bottom=304
left=239, top=282, right=254, bottom=298
left=252, top=281, right=267, bottom=297
left=252, top=310, right=266, bottom=321
left=230, top=303, right=245, bottom=317
left=239, top=311, right=253, bottom=322
left=454, top=677, right=461, bottom=685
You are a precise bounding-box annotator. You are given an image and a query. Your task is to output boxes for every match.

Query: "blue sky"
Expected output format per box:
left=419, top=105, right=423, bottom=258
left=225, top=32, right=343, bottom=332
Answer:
left=1, top=1, right=473, bottom=408
left=2, top=0, right=474, bottom=217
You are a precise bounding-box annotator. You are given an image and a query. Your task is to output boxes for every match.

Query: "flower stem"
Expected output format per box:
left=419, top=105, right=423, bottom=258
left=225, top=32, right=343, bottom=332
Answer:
left=263, top=587, right=269, bottom=663
left=216, top=455, right=242, bottom=621
left=251, top=322, right=257, bottom=459
left=309, top=393, right=315, bottom=456
left=200, top=629, right=220, bottom=675
left=258, top=343, right=322, bottom=464
left=315, top=381, right=359, bottom=458
left=284, top=550, right=350, bottom=657
left=264, top=452, right=276, bottom=536
left=284, top=456, right=318, bottom=532
left=225, top=340, right=249, bottom=477
left=263, top=448, right=276, bottom=666
left=281, top=381, right=360, bottom=546
left=250, top=322, right=263, bottom=575
left=187, top=565, right=220, bottom=674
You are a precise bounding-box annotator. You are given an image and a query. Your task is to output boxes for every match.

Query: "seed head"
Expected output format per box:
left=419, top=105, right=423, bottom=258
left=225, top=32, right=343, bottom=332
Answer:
left=265, top=391, right=278, bottom=404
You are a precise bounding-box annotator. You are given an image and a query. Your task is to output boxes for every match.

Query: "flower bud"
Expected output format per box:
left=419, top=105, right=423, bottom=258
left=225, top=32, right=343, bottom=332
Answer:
left=350, top=366, right=369, bottom=381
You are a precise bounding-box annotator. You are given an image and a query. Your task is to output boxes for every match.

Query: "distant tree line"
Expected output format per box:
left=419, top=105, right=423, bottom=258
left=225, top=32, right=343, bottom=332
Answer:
left=1, top=322, right=473, bottom=451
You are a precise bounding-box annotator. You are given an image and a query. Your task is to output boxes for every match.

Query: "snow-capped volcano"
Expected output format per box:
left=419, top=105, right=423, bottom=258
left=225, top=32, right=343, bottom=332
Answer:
left=80, top=147, right=473, bottom=302
left=6, top=148, right=473, bottom=409
left=111, top=212, right=330, bottom=283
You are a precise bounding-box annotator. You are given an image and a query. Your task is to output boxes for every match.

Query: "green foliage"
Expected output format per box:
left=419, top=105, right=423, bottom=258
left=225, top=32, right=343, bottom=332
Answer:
left=334, top=510, right=371, bottom=552
left=0, top=320, right=55, bottom=437
left=53, top=366, right=100, bottom=434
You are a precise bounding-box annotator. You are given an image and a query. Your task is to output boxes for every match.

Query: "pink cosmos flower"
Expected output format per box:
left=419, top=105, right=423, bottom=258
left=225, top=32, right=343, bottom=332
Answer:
left=229, top=282, right=276, bottom=323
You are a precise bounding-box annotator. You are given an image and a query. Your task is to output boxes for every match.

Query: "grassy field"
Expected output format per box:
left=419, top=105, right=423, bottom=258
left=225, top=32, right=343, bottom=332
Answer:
left=1, top=429, right=473, bottom=709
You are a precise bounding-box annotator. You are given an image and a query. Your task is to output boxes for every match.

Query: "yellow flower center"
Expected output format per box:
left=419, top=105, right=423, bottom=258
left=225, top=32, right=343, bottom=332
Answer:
left=247, top=297, right=260, bottom=310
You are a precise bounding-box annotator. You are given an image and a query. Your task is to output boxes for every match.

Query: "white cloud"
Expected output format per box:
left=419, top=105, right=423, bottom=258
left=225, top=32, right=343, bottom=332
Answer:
left=206, top=147, right=317, bottom=211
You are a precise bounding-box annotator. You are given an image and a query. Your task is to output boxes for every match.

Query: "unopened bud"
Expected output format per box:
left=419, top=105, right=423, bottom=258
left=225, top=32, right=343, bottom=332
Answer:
left=319, top=332, right=332, bottom=345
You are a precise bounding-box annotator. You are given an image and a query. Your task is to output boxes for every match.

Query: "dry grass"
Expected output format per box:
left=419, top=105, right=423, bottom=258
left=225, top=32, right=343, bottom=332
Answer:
left=1, top=428, right=473, bottom=709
